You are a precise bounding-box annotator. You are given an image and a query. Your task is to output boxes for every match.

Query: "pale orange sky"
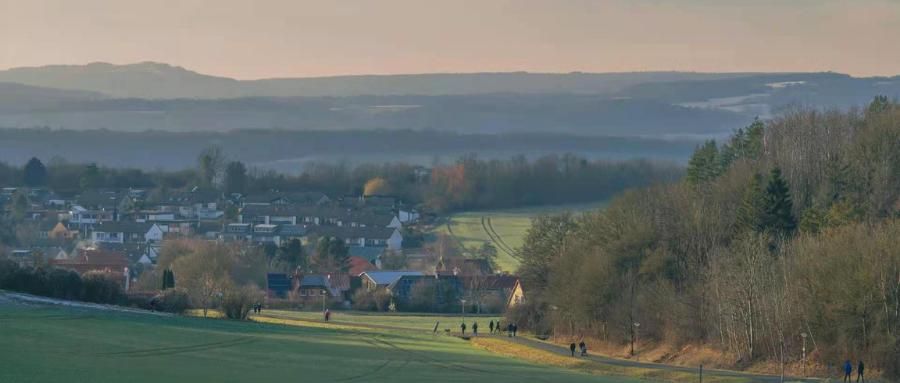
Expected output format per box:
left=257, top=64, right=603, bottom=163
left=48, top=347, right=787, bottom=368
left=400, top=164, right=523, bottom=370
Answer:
left=2, top=0, right=899, bottom=79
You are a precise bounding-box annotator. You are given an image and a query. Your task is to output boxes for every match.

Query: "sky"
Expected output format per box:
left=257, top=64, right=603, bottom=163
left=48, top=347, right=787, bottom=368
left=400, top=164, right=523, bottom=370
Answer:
left=1, top=0, right=899, bottom=79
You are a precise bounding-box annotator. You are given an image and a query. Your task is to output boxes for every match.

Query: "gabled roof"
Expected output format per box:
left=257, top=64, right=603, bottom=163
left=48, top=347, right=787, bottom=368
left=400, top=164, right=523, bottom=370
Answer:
left=347, top=247, right=386, bottom=263
left=277, top=225, right=307, bottom=236
left=299, top=274, right=331, bottom=288
left=50, top=248, right=129, bottom=274
left=360, top=270, right=423, bottom=286
left=348, top=256, right=376, bottom=277
left=457, top=275, right=520, bottom=290
left=76, top=191, right=121, bottom=209
left=266, top=272, right=292, bottom=297
left=38, top=218, right=62, bottom=231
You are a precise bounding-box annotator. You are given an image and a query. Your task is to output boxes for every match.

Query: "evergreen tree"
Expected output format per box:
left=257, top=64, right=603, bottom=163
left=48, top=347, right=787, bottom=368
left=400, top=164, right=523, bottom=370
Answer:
left=720, top=118, right=765, bottom=170
left=761, top=167, right=796, bottom=236
left=79, top=163, right=102, bottom=190
left=160, top=269, right=175, bottom=290
left=223, top=161, right=248, bottom=195
left=11, top=192, right=29, bottom=221
left=686, top=140, right=721, bottom=185
left=23, top=157, right=47, bottom=187
left=275, top=239, right=306, bottom=272
left=866, top=95, right=890, bottom=116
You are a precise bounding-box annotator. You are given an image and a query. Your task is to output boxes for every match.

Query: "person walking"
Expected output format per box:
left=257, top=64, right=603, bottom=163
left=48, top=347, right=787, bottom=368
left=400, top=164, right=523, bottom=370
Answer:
left=324, top=309, right=331, bottom=322
left=473, top=321, right=479, bottom=336
left=512, top=323, right=518, bottom=337
left=857, top=360, right=864, bottom=382
left=507, top=323, right=513, bottom=337
left=460, top=322, right=467, bottom=335
left=843, top=360, right=853, bottom=382
left=569, top=343, right=577, bottom=357
left=579, top=340, right=587, bottom=356
left=489, top=320, right=494, bottom=334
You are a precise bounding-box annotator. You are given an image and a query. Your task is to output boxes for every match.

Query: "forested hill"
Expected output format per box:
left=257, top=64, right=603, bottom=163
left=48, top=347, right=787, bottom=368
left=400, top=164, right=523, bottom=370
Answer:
left=514, top=96, right=900, bottom=377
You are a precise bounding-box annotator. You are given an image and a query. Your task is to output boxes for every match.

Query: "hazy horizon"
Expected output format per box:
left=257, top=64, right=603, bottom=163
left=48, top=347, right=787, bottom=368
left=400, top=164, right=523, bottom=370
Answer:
left=3, top=0, right=900, bottom=80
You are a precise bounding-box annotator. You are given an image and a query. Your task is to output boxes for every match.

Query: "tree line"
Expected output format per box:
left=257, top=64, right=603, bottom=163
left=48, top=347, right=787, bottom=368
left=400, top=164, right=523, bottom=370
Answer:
left=1, top=148, right=681, bottom=214
left=512, top=97, right=900, bottom=377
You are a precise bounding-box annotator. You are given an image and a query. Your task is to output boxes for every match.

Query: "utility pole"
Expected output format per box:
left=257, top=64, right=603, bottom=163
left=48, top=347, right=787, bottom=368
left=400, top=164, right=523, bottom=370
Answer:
left=801, top=332, right=808, bottom=377
left=460, top=299, right=467, bottom=323
left=632, top=322, right=640, bottom=358
left=780, top=340, right=785, bottom=383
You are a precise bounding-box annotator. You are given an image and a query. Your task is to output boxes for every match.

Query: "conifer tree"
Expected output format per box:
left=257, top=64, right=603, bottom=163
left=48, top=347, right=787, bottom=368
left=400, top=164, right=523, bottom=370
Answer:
left=761, top=167, right=796, bottom=236
left=686, top=140, right=721, bottom=185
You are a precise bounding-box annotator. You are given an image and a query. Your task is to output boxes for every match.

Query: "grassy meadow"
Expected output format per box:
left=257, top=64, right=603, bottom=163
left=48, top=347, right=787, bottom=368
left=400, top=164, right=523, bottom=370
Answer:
left=0, top=301, right=637, bottom=383
left=433, top=202, right=606, bottom=271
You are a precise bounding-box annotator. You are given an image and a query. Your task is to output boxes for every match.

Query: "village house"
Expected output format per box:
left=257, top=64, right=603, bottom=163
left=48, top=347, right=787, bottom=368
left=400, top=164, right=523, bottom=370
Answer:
left=90, top=222, right=163, bottom=244
left=305, top=226, right=403, bottom=250
left=49, top=248, right=130, bottom=275
left=359, top=270, right=424, bottom=291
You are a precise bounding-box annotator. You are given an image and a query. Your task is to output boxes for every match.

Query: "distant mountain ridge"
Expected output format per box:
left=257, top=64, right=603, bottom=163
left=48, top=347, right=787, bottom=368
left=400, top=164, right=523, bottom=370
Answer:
left=0, top=61, right=762, bottom=99
left=0, top=62, right=898, bottom=137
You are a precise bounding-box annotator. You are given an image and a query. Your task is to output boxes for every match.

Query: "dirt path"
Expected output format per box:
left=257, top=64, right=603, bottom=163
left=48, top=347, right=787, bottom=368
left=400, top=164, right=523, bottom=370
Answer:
left=501, top=335, right=819, bottom=383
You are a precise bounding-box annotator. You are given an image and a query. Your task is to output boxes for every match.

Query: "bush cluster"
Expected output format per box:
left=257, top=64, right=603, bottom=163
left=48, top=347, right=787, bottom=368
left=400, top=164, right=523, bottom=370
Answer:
left=0, top=260, right=124, bottom=304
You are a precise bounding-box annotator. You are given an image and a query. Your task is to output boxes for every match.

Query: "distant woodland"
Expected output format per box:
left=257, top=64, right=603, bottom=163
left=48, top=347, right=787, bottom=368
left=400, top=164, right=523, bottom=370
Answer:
left=0, top=128, right=695, bottom=171
left=0, top=150, right=681, bottom=214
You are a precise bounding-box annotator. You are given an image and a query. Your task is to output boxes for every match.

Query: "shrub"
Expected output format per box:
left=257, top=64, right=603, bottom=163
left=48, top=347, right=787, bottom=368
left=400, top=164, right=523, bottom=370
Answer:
left=0, top=259, right=19, bottom=286
left=5, top=267, right=50, bottom=296
left=221, top=284, right=261, bottom=320
left=156, top=288, right=190, bottom=314
left=351, top=289, right=375, bottom=311
left=80, top=270, right=124, bottom=304
left=45, top=268, right=82, bottom=300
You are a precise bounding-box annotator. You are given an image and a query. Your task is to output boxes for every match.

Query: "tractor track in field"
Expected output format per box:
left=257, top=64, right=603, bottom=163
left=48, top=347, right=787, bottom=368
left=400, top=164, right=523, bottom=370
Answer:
left=482, top=216, right=519, bottom=260
left=96, top=337, right=258, bottom=358
left=444, top=217, right=472, bottom=254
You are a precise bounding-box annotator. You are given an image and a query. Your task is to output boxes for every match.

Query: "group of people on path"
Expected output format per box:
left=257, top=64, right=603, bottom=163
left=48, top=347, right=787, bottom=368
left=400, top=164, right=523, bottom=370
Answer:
left=459, top=319, right=517, bottom=337
left=842, top=360, right=864, bottom=382
left=252, top=302, right=263, bottom=314
left=569, top=340, right=588, bottom=357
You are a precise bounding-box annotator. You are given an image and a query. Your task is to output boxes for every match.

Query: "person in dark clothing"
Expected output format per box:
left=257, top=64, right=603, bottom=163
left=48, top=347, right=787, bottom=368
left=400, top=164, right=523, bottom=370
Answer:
left=489, top=320, right=494, bottom=334
left=507, top=323, right=513, bottom=337
left=843, top=360, right=853, bottom=382
left=857, top=360, right=864, bottom=382
left=473, top=322, right=479, bottom=336
left=579, top=340, right=587, bottom=356
left=460, top=322, right=466, bottom=335
left=569, top=343, right=577, bottom=357
left=512, top=324, right=518, bottom=337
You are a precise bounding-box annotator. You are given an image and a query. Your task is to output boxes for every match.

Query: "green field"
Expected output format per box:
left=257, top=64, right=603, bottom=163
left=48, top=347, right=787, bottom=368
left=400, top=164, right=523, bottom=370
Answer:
left=0, top=301, right=635, bottom=383
left=434, top=202, right=605, bottom=271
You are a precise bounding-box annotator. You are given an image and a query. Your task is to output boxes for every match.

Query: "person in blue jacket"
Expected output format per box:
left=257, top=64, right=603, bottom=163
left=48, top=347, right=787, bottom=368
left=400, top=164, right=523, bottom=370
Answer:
left=843, top=359, right=853, bottom=382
